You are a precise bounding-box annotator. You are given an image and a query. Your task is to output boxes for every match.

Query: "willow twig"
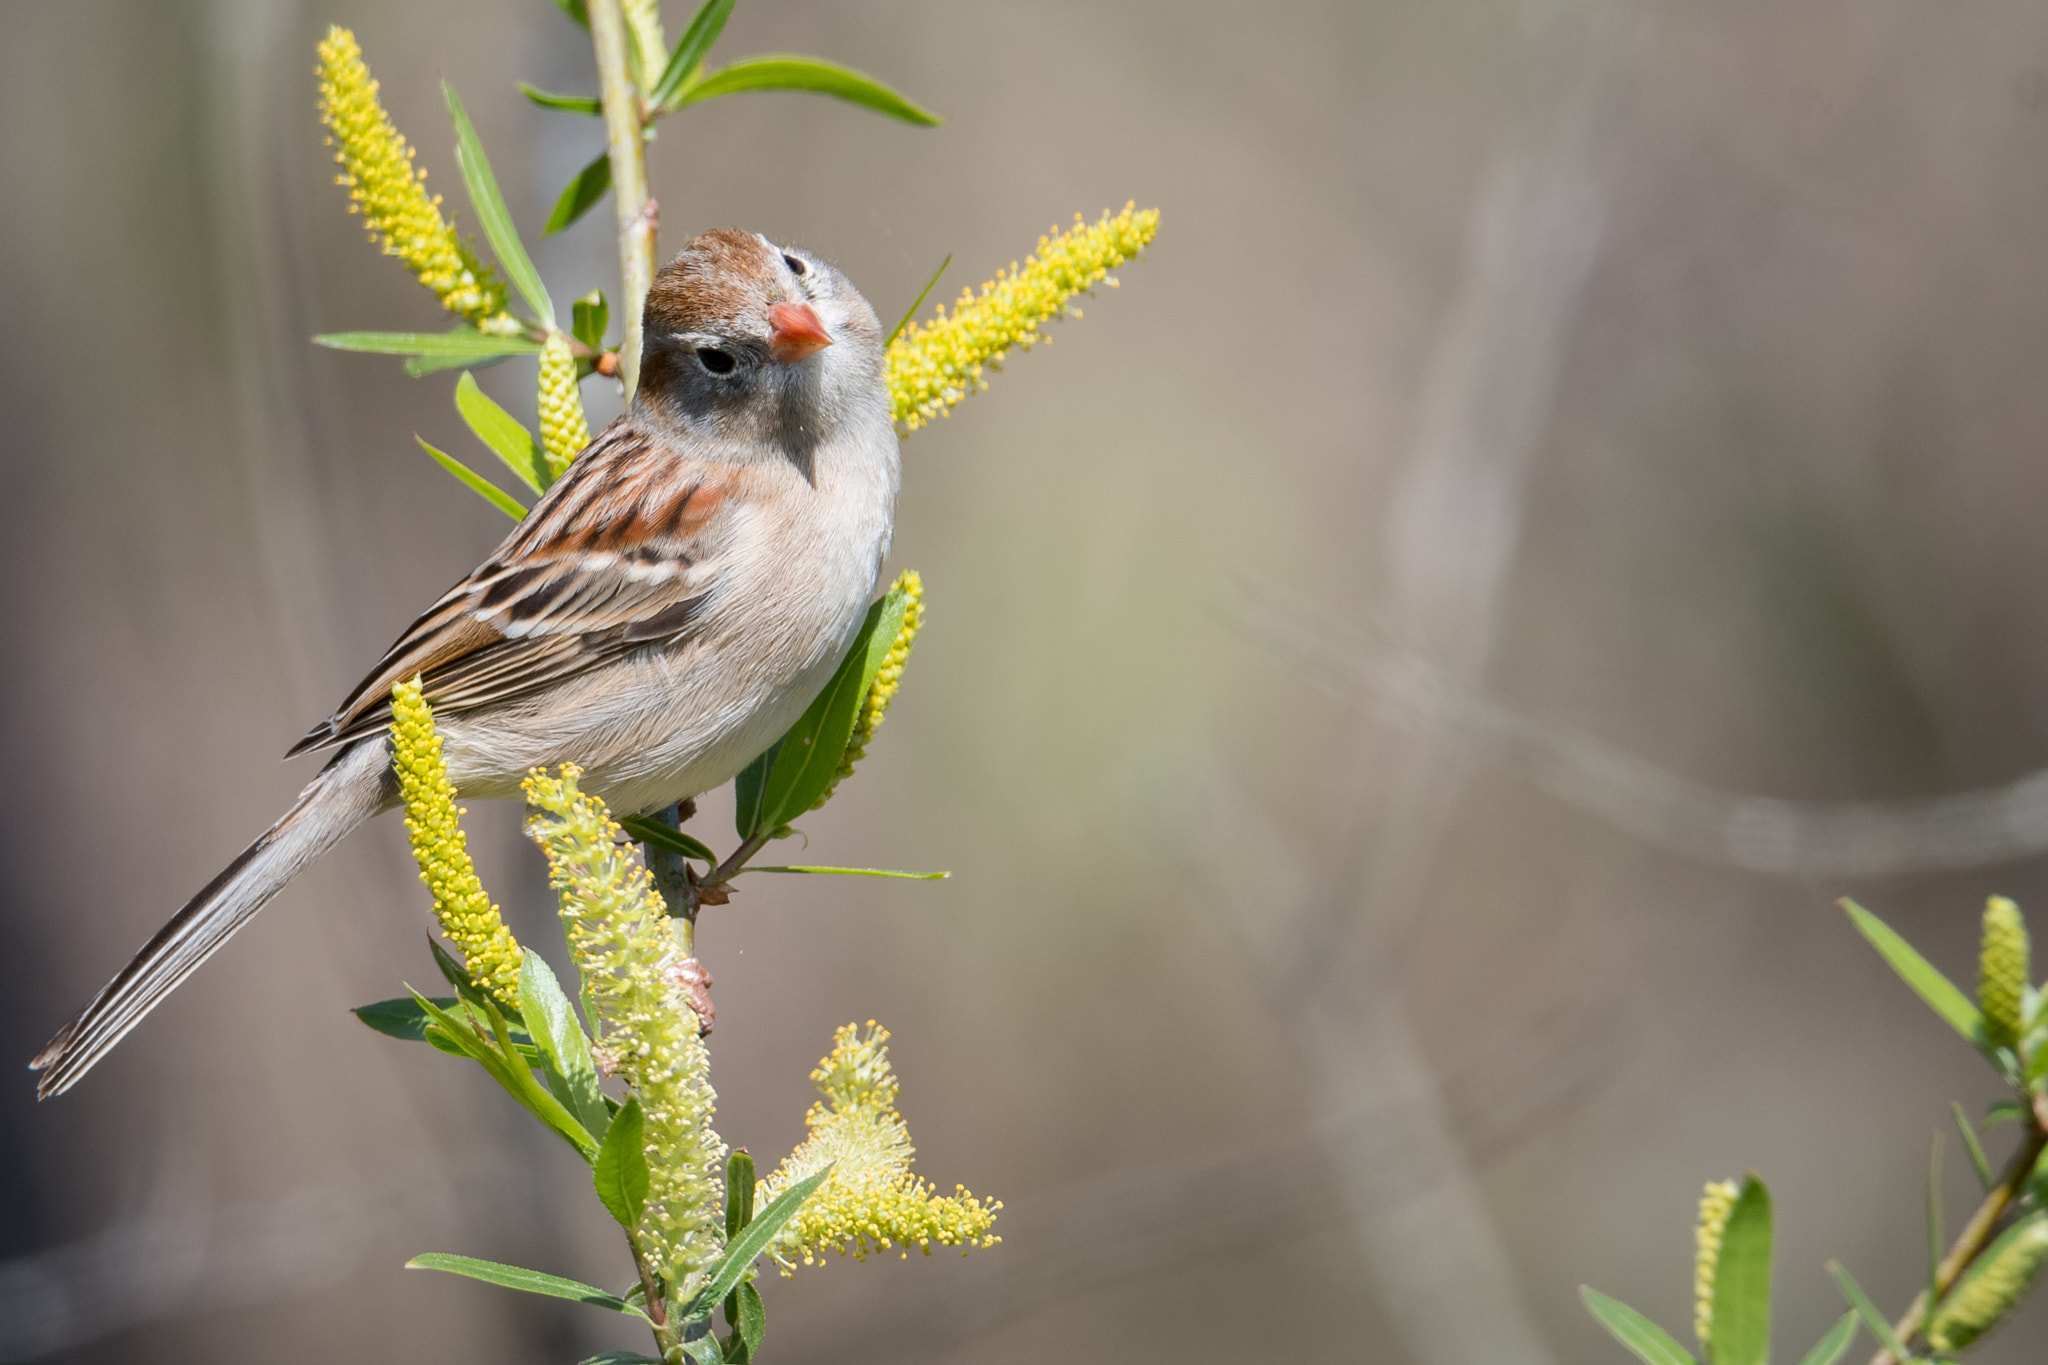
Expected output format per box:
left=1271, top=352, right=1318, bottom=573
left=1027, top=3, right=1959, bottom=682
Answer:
left=589, top=0, right=656, bottom=396
left=1866, top=1107, right=2048, bottom=1365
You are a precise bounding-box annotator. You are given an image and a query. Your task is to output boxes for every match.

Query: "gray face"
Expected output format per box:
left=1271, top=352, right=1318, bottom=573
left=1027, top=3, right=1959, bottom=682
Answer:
left=635, top=232, right=886, bottom=467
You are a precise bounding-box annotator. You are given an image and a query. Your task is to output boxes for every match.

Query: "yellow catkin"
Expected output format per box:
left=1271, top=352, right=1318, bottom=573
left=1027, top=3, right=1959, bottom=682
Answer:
left=756, top=1022, right=999, bottom=1274
left=1980, top=896, right=2030, bottom=1051
left=1927, top=1211, right=2048, bottom=1353
left=809, top=571, right=923, bottom=812
left=886, top=203, right=1159, bottom=431
left=1694, top=1179, right=1739, bottom=1348
left=316, top=27, right=516, bottom=332
left=537, top=331, right=590, bottom=482
left=523, top=766, right=725, bottom=1292
left=388, top=680, right=524, bottom=1003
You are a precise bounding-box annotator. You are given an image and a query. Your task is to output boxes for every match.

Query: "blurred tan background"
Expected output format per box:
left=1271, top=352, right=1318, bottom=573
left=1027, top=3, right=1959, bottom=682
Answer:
left=8, top=0, right=2048, bottom=1360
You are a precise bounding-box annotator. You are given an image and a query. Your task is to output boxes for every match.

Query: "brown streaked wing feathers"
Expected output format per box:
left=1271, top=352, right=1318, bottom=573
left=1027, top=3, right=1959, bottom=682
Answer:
left=286, top=417, right=735, bottom=758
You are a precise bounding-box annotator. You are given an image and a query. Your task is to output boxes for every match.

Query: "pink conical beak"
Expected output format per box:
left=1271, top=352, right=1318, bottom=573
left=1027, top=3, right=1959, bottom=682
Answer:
left=767, top=301, right=833, bottom=364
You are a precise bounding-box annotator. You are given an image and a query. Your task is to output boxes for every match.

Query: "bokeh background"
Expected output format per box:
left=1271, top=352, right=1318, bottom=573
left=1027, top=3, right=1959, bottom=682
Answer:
left=7, top=0, right=2048, bottom=1360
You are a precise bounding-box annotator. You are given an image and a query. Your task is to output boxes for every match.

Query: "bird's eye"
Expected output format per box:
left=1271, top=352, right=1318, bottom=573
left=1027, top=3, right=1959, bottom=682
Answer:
left=695, top=347, right=737, bottom=375
left=782, top=253, right=807, bottom=277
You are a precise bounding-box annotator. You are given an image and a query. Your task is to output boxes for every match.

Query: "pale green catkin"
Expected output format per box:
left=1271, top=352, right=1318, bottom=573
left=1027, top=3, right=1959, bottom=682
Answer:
left=1979, top=895, right=2030, bottom=1050
left=1927, top=1211, right=2048, bottom=1353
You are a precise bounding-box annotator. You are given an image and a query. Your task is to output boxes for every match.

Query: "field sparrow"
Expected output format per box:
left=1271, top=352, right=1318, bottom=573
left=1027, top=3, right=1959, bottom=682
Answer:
left=32, top=229, right=899, bottom=1097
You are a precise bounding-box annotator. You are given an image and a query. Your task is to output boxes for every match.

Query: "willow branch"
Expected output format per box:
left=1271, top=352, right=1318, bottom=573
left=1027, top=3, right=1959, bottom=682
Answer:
left=589, top=0, right=656, bottom=397
left=1866, top=1104, right=2048, bottom=1365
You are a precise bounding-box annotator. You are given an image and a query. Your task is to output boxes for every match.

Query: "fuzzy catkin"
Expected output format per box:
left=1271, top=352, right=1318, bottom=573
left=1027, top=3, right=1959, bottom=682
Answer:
left=1980, top=895, right=2030, bottom=1051
left=756, top=1022, right=999, bottom=1273
left=523, top=766, right=725, bottom=1291
left=1927, top=1211, right=2048, bottom=1352
left=886, top=204, right=1159, bottom=431
left=1694, top=1179, right=1740, bottom=1348
left=537, top=331, right=590, bottom=482
left=316, top=27, right=514, bottom=331
left=388, top=680, right=525, bottom=1003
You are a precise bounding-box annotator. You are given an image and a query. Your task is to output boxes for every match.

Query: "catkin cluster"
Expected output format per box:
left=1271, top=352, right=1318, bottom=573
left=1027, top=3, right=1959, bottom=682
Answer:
left=537, top=331, right=591, bottom=481
left=810, top=571, right=924, bottom=812
left=388, top=680, right=526, bottom=1003
left=887, top=203, right=1160, bottom=430
left=1693, top=1179, right=1740, bottom=1348
left=757, top=1022, right=999, bottom=1272
left=316, top=27, right=515, bottom=331
left=522, top=766, right=725, bottom=1291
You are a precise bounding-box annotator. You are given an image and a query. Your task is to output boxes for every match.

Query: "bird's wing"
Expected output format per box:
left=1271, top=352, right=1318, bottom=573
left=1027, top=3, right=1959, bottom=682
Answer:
left=288, top=418, right=748, bottom=756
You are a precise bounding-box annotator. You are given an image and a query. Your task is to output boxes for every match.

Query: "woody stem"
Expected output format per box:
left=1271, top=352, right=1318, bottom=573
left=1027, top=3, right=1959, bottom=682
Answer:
left=588, top=0, right=655, bottom=397
left=1865, top=1100, right=2048, bottom=1365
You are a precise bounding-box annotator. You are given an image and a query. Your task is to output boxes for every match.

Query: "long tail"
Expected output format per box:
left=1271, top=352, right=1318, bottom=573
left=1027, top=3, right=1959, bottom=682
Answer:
left=30, top=738, right=394, bottom=1098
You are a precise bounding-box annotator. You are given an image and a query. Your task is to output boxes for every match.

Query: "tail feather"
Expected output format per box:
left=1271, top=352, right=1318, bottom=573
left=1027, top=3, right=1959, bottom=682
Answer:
left=31, top=738, right=393, bottom=1098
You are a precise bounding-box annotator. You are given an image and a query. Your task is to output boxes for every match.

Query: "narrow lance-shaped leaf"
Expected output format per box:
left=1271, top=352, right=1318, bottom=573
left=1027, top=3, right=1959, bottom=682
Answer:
left=1795, top=1313, right=1858, bottom=1365
left=407, top=1252, right=645, bottom=1316
left=744, top=865, right=948, bottom=879
left=674, top=55, right=941, bottom=126
left=618, top=814, right=717, bottom=865
left=544, top=153, right=614, bottom=237
left=417, top=437, right=527, bottom=519
left=519, top=83, right=603, bottom=116
left=315, top=328, right=542, bottom=365
left=678, top=1168, right=831, bottom=1323
left=724, top=1150, right=757, bottom=1240
left=444, top=82, right=555, bottom=326
left=354, top=994, right=536, bottom=1048
left=1954, top=1102, right=1996, bottom=1191
left=733, top=741, right=780, bottom=839
left=649, top=0, right=736, bottom=108
left=1826, top=1261, right=1911, bottom=1362
left=412, top=988, right=599, bottom=1160
left=592, top=1096, right=650, bottom=1231
left=886, top=253, right=950, bottom=347
left=753, top=587, right=913, bottom=832
left=727, top=1282, right=765, bottom=1360
left=1579, top=1287, right=1697, bottom=1365
left=1709, top=1173, right=1772, bottom=1365
left=1841, top=898, right=1985, bottom=1047
left=455, top=371, right=550, bottom=493
left=519, top=950, right=611, bottom=1139
left=573, top=290, right=610, bottom=353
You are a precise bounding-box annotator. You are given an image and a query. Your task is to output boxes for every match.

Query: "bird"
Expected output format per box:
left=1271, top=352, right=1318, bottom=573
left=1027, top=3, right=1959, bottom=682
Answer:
left=30, top=229, right=899, bottom=1098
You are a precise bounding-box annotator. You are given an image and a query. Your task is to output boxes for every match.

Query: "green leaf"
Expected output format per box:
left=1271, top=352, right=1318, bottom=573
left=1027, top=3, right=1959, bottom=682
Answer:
left=681, top=1334, right=724, bottom=1365
left=728, top=1281, right=765, bottom=1358
left=1928, top=1134, right=1945, bottom=1314
left=407, top=1252, right=643, bottom=1316
left=744, top=865, right=948, bottom=879
left=1954, top=1102, right=1996, bottom=1191
left=354, top=995, right=443, bottom=1041
left=544, top=153, right=614, bottom=237
left=455, top=371, right=550, bottom=493
left=1709, top=1173, right=1772, bottom=1365
left=733, top=742, right=780, bottom=838
left=1795, top=1313, right=1858, bottom=1365
left=650, top=0, right=735, bottom=108
left=315, top=327, right=541, bottom=366
left=1987, top=1096, right=2029, bottom=1125
left=675, top=55, right=941, bottom=125
left=573, top=290, right=610, bottom=353
left=724, top=1150, right=757, bottom=1240
left=579, top=1355, right=661, bottom=1365
left=592, top=1096, right=649, bottom=1230
left=1579, top=1287, right=1697, bottom=1365
left=411, top=989, right=599, bottom=1160
left=678, top=1168, right=832, bottom=1323
left=1841, top=899, right=1985, bottom=1048
left=1826, top=1261, right=1910, bottom=1361
left=552, top=0, right=590, bottom=29
left=416, top=437, right=528, bottom=519
left=886, top=253, right=951, bottom=347
left=620, top=814, right=718, bottom=865
left=752, top=585, right=914, bottom=833
left=519, top=83, right=603, bottom=116
left=519, top=950, right=610, bottom=1139
left=443, top=82, right=555, bottom=326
